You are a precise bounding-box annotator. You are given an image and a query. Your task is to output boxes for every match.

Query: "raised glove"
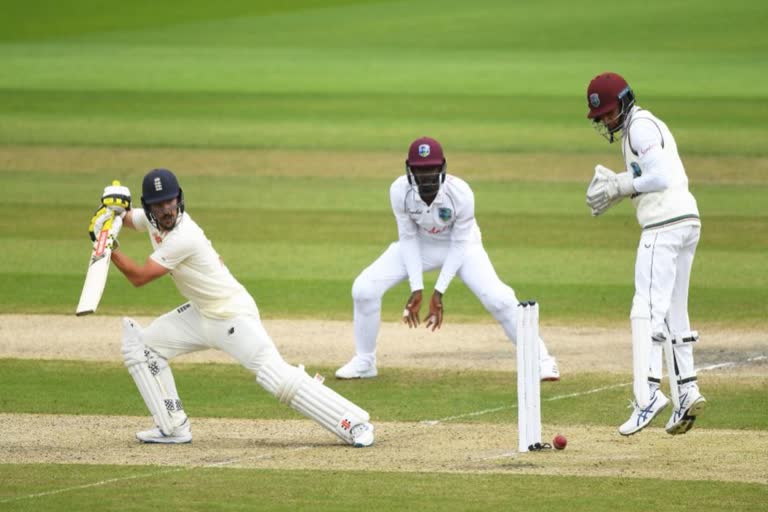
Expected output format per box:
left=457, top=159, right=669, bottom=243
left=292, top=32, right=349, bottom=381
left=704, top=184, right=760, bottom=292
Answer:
left=101, top=180, right=131, bottom=214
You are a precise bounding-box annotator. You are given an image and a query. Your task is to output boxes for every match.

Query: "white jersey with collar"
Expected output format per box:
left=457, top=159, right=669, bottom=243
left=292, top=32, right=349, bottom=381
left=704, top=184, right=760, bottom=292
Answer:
left=130, top=208, right=257, bottom=319
left=390, top=174, right=481, bottom=293
left=390, top=174, right=482, bottom=243
left=622, top=106, right=700, bottom=231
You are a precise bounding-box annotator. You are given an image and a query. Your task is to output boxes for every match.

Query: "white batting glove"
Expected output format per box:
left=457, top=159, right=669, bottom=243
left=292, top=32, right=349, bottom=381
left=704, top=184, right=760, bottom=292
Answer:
left=101, top=180, right=131, bottom=214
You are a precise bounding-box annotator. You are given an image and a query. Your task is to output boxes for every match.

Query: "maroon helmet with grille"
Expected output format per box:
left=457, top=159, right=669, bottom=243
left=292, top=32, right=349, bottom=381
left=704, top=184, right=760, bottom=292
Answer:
left=586, top=72, right=635, bottom=120
left=405, top=137, right=447, bottom=197
left=586, top=72, right=635, bottom=142
left=406, top=137, right=445, bottom=168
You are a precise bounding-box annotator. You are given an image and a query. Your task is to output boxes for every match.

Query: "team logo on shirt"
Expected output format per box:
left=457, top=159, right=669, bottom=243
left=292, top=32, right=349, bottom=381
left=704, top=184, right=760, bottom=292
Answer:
left=589, top=93, right=600, bottom=108
left=418, top=144, right=431, bottom=157
left=438, top=207, right=452, bottom=221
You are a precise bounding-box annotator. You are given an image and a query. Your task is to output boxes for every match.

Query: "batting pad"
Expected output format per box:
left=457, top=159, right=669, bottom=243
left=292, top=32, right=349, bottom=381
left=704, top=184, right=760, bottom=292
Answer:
left=128, top=362, right=175, bottom=436
left=121, top=318, right=174, bottom=436
left=257, top=359, right=369, bottom=444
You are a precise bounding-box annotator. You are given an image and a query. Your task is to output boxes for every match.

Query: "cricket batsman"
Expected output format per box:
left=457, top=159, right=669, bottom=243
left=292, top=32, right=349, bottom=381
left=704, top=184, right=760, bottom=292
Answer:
left=336, top=137, right=560, bottom=381
left=585, top=72, right=706, bottom=436
left=90, top=168, right=374, bottom=446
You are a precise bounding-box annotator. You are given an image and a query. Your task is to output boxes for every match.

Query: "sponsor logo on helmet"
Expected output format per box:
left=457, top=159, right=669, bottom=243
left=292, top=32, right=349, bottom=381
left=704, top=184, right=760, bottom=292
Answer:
left=154, top=177, right=163, bottom=191
left=418, top=144, right=431, bottom=158
left=438, top=207, right=452, bottom=221
left=589, top=93, right=600, bottom=108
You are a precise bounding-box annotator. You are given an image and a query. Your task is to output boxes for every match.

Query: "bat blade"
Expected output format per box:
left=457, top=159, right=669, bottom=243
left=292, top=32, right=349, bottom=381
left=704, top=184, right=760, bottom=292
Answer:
left=75, top=215, right=122, bottom=316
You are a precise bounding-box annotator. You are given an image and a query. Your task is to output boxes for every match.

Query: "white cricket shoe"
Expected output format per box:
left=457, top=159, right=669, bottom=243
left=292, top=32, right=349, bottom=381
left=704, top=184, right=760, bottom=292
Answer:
left=665, top=385, right=707, bottom=435
left=335, top=356, right=378, bottom=379
left=350, top=422, right=375, bottom=448
left=618, top=387, right=670, bottom=436
left=136, top=419, right=192, bottom=444
left=540, top=357, right=560, bottom=382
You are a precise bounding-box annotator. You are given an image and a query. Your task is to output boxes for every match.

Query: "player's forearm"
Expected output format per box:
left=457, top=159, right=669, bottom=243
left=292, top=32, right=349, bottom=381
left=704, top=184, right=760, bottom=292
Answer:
left=400, top=236, right=424, bottom=291
left=110, top=249, right=156, bottom=287
left=434, top=241, right=468, bottom=293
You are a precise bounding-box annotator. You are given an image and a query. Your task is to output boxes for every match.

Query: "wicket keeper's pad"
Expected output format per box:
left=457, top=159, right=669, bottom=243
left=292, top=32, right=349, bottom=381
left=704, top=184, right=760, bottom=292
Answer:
left=516, top=302, right=541, bottom=452
left=258, top=359, right=370, bottom=445
left=631, top=317, right=652, bottom=408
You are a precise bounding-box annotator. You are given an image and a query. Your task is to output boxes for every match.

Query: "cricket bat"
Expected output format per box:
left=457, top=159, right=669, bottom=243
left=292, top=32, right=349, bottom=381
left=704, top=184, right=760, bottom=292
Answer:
left=75, top=214, right=122, bottom=316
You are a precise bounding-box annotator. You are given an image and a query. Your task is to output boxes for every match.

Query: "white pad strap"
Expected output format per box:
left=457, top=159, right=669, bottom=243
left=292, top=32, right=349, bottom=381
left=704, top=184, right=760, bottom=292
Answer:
left=257, top=359, right=370, bottom=444
left=672, top=331, right=699, bottom=344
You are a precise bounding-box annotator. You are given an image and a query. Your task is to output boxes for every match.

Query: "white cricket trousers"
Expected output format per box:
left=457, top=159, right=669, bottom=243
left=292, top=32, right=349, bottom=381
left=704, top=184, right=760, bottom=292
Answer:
left=351, top=240, right=551, bottom=362
left=633, top=223, right=700, bottom=381
left=142, top=303, right=281, bottom=374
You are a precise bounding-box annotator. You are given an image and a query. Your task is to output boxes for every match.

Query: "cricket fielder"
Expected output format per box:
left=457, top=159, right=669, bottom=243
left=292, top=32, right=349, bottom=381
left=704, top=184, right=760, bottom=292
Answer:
left=90, top=168, right=374, bottom=446
left=585, top=72, right=706, bottom=436
left=336, top=137, right=559, bottom=381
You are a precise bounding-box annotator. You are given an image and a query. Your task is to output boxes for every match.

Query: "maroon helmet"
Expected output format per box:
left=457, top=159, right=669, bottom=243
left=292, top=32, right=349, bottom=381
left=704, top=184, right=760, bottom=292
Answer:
left=405, top=137, right=447, bottom=196
left=586, top=72, right=635, bottom=142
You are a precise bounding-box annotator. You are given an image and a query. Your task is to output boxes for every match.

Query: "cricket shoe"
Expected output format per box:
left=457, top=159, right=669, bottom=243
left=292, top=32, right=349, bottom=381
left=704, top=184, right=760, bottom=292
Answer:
left=350, top=422, right=375, bottom=448
left=618, top=387, right=670, bottom=436
left=540, top=357, right=560, bottom=382
left=136, top=418, right=192, bottom=444
left=665, top=385, right=707, bottom=435
left=335, top=356, right=378, bottom=379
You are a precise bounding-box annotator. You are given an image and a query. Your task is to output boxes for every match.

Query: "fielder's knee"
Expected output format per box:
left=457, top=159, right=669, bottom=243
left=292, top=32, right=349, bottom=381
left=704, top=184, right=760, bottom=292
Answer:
left=352, top=275, right=383, bottom=316
left=479, top=286, right=517, bottom=316
left=352, top=275, right=381, bottom=304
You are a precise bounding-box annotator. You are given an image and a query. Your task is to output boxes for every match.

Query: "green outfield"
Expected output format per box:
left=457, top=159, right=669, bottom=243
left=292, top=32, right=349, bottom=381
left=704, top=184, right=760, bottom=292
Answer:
left=1, top=0, right=767, bottom=510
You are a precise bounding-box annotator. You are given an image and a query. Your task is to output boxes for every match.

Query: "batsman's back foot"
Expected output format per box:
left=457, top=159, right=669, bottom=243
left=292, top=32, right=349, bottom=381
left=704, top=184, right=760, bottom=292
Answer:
left=335, top=356, right=378, bottom=380
left=540, top=357, right=560, bottom=382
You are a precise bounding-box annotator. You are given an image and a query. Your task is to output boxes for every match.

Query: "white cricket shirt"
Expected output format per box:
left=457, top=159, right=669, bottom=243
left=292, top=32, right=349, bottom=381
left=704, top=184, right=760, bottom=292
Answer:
left=390, top=174, right=482, bottom=293
left=622, top=106, right=700, bottom=231
left=131, top=209, right=258, bottom=319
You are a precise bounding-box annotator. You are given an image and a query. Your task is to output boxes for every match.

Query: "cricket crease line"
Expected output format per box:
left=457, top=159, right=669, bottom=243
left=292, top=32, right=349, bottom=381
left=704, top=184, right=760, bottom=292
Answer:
left=1, top=445, right=313, bottom=504
left=423, top=355, right=767, bottom=425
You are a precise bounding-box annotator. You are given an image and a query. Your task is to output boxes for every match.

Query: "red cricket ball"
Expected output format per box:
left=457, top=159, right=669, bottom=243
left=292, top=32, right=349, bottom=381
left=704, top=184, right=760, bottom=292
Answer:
left=553, top=434, right=567, bottom=450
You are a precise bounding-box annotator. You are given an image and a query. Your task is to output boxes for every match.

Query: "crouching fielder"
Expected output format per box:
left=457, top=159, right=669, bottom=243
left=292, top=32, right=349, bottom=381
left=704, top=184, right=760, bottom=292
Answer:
left=91, top=168, right=374, bottom=447
left=336, top=137, right=559, bottom=381
left=585, top=72, right=706, bottom=436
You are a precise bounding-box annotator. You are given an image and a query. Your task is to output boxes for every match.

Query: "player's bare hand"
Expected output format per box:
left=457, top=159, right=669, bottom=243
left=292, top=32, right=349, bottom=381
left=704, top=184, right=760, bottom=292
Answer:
left=425, top=291, right=443, bottom=331
left=402, top=290, right=423, bottom=328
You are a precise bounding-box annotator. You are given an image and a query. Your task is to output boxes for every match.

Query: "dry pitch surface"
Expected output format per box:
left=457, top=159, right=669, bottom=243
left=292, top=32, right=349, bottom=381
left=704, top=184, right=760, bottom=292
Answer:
left=1, top=315, right=767, bottom=484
